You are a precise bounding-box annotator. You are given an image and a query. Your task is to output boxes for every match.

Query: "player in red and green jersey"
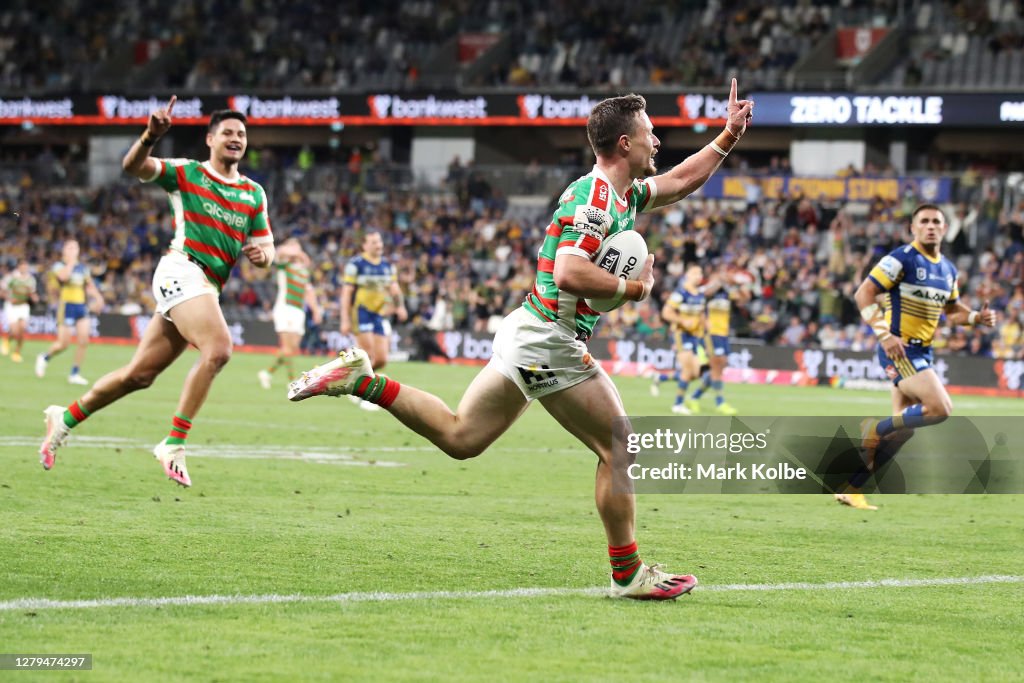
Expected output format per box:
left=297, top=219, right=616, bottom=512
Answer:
left=1, top=258, right=38, bottom=363
left=291, top=81, right=753, bottom=600
left=39, top=97, right=276, bottom=487
left=258, top=238, right=321, bottom=389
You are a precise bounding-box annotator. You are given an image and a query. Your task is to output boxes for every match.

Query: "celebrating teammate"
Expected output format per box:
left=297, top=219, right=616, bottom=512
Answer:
left=39, top=97, right=275, bottom=486
left=654, top=264, right=707, bottom=414
left=339, top=231, right=407, bottom=410
left=290, top=81, right=753, bottom=599
left=35, top=240, right=104, bottom=384
left=258, top=238, right=321, bottom=389
left=1, top=259, right=38, bottom=363
left=840, top=204, right=997, bottom=510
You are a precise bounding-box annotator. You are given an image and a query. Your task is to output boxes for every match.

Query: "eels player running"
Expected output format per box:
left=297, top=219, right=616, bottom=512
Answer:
left=38, top=98, right=275, bottom=486
left=654, top=264, right=706, bottom=414
left=35, top=240, right=104, bottom=385
left=685, top=265, right=742, bottom=415
left=290, top=81, right=753, bottom=600
left=1, top=259, right=38, bottom=363
left=841, top=204, right=997, bottom=510
left=258, top=238, right=321, bottom=389
left=340, top=231, right=407, bottom=410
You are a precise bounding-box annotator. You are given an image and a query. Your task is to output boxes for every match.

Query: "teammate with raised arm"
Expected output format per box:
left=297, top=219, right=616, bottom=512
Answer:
left=35, top=240, right=104, bottom=384
left=39, top=96, right=275, bottom=486
left=291, top=81, right=752, bottom=599
left=1, top=259, right=38, bottom=363
left=840, top=204, right=998, bottom=510
left=259, top=238, right=321, bottom=389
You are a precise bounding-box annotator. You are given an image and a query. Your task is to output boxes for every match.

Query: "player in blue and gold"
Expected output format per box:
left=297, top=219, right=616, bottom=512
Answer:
left=340, top=232, right=407, bottom=409
left=842, top=204, right=998, bottom=510
left=35, top=240, right=103, bottom=385
left=654, top=264, right=705, bottom=414
left=684, top=264, right=744, bottom=415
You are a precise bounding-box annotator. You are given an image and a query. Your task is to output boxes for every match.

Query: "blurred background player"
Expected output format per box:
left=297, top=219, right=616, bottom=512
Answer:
left=653, top=263, right=706, bottom=414
left=259, top=238, right=321, bottom=389
left=38, top=98, right=275, bottom=486
left=35, top=240, right=103, bottom=385
left=1, top=258, right=39, bottom=363
left=340, top=230, right=407, bottom=410
left=684, top=263, right=745, bottom=415
left=843, top=204, right=998, bottom=510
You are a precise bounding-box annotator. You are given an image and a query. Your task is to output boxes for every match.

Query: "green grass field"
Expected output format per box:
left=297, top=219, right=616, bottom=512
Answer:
left=1, top=341, right=1022, bottom=682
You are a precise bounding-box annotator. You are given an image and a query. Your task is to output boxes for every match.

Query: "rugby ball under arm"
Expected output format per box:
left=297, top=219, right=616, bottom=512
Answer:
left=584, top=230, right=649, bottom=313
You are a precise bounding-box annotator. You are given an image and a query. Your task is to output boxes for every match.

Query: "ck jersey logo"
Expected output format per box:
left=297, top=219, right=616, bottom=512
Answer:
left=598, top=247, right=621, bottom=273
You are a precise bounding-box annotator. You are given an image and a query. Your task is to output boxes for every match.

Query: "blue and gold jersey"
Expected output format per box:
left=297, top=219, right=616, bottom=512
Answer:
left=667, top=286, right=706, bottom=336
left=343, top=254, right=395, bottom=314
left=50, top=262, right=91, bottom=305
left=868, top=241, right=959, bottom=346
left=706, top=288, right=731, bottom=337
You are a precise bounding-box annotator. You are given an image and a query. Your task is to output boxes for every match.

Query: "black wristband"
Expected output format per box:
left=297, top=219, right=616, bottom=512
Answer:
left=140, top=133, right=159, bottom=147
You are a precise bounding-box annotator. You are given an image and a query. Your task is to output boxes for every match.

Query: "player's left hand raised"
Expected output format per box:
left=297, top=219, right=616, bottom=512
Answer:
left=726, top=78, right=753, bottom=138
left=242, top=244, right=270, bottom=267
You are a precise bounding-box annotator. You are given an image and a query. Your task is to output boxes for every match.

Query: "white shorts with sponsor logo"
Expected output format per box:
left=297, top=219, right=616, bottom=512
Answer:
left=486, top=307, right=600, bottom=401
left=151, top=251, right=219, bottom=321
left=3, top=302, right=30, bottom=324
left=273, top=304, right=306, bottom=334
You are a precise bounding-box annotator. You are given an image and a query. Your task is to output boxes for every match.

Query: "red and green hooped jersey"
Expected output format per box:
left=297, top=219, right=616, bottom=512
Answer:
left=144, top=159, right=273, bottom=291
left=1, top=272, right=37, bottom=305
left=523, top=167, right=657, bottom=339
left=275, top=261, right=310, bottom=310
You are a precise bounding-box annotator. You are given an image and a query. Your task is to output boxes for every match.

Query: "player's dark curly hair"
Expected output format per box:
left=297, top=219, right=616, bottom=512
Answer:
left=208, top=110, right=247, bottom=132
left=586, top=94, right=647, bottom=157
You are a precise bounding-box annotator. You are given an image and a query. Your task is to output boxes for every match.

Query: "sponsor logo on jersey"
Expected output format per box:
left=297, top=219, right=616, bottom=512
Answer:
left=917, top=267, right=927, bottom=280
left=201, top=201, right=247, bottom=229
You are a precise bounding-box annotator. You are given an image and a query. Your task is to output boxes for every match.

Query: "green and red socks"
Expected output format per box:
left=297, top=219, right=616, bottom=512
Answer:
left=167, top=413, right=193, bottom=446
left=62, top=400, right=91, bottom=429
left=353, top=375, right=401, bottom=408
left=610, top=541, right=643, bottom=586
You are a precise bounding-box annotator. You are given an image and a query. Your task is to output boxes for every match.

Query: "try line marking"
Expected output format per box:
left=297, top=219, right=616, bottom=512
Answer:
left=1, top=575, right=1020, bottom=612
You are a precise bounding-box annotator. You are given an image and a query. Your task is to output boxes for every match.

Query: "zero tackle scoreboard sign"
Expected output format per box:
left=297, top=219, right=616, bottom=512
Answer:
left=3, top=92, right=1024, bottom=127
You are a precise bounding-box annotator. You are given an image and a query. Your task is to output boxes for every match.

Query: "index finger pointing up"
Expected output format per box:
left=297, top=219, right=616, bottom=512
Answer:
left=166, top=95, right=177, bottom=115
left=730, top=78, right=738, bottom=105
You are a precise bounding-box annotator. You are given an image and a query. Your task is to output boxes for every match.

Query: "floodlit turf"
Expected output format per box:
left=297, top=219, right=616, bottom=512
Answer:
left=1, top=342, right=1022, bottom=682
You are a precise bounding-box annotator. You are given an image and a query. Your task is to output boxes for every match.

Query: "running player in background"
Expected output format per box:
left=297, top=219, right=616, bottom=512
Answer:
left=290, top=81, right=753, bottom=600
left=841, top=204, right=997, bottom=510
left=652, top=264, right=706, bottom=414
left=38, top=97, right=275, bottom=486
left=1, top=258, right=38, bottom=363
left=685, top=264, right=744, bottom=415
left=340, top=231, right=407, bottom=411
left=35, top=240, right=103, bottom=385
left=258, top=238, right=322, bottom=389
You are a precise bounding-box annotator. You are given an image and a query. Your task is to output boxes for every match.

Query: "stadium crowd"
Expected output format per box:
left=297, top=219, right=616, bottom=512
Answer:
left=2, top=153, right=1022, bottom=360
left=2, top=0, right=984, bottom=94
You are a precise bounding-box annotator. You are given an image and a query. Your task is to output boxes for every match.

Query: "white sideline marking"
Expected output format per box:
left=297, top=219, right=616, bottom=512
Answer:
left=1, top=575, right=1020, bottom=612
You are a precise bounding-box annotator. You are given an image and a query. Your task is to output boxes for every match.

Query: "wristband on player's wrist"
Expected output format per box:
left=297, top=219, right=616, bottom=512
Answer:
left=968, top=311, right=980, bottom=326
left=140, top=132, right=161, bottom=147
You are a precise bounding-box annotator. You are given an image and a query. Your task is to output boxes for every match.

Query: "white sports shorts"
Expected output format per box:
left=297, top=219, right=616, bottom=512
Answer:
left=273, top=304, right=306, bottom=334
left=486, top=307, right=600, bottom=401
left=3, top=302, right=30, bottom=324
left=151, top=250, right=219, bottom=320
